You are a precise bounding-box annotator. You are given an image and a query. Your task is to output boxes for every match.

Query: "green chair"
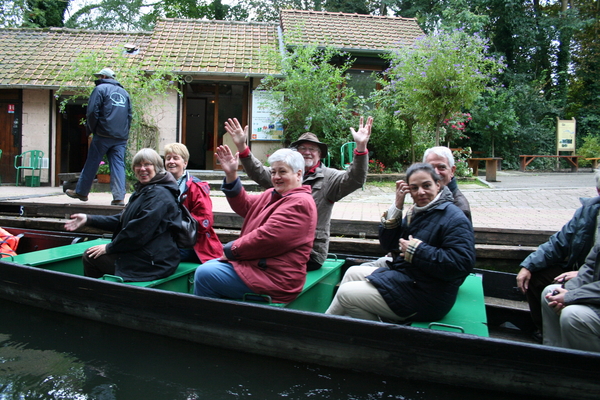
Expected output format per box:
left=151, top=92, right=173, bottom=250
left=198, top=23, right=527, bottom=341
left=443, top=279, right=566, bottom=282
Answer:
left=14, top=150, right=44, bottom=187
left=323, top=152, right=331, bottom=168
left=340, top=142, right=356, bottom=170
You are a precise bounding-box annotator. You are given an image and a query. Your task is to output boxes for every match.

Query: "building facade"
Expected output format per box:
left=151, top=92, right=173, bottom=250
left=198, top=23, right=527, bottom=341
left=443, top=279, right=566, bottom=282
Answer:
left=0, top=10, right=422, bottom=186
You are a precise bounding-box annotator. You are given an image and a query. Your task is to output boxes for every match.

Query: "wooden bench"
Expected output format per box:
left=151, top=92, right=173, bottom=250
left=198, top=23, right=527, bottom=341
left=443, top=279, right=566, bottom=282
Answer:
left=467, top=157, right=502, bottom=182
left=585, top=158, right=600, bottom=170
left=410, top=274, right=489, bottom=337
left=519, top=155, right=581, bottom=172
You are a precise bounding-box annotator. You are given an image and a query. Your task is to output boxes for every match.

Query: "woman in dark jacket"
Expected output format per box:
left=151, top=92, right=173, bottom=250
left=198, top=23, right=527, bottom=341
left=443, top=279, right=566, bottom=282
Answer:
left=326, top=163, right=475, bottom=322
left=65, top=148, right=180, bottom=281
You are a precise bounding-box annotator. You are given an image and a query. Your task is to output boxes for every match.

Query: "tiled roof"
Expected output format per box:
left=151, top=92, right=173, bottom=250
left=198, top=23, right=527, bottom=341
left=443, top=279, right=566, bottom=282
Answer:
left=0, top=11, right=421, bottom=88
left=280, top=9, right=423, bottom=52
left=0, top=28, right=150, bottom=87
left=143, top=19, right=280, bottom=76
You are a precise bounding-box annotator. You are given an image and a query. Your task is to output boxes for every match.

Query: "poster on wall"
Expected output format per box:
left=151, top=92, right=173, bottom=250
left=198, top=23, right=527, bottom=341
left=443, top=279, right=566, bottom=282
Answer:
left=557, top=118, right=576, bottom=152
left=251, top=91, right=283, bottom=141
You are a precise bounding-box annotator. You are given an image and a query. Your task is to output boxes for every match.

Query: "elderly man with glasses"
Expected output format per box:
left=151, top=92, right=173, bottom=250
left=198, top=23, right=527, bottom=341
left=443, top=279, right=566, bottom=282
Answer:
left=225, top=116, right=373, bottom=271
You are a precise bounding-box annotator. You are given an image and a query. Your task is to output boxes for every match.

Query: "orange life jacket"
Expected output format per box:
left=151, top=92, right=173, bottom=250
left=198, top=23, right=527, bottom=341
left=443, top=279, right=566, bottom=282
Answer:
left=0, top=227, right=19, bottom=257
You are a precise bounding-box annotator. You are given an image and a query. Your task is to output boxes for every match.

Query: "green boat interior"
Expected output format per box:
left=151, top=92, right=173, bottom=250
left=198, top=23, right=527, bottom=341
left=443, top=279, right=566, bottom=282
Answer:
left=8, top=238, right=488, bottom=337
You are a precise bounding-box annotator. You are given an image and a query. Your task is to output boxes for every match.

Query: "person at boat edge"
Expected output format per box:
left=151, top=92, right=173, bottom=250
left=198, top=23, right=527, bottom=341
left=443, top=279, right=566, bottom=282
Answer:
left=517, top=169, right=600, bottom=342
left=325, top=162, right=476, bottom=322
left=164, top=143, right=222, bottom=263
left=224, top=115, right=372, bottom=271
left=193, top=146, right=317, bottom=303
left=542, top=235, right=600, bottom=352
left=359, top=145, right=472, bottom=271
left=64, top=148, right=181, bottom=281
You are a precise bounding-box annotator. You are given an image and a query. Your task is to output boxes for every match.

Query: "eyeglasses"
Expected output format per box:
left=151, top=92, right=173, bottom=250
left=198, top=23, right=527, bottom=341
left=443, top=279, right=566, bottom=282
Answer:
left=297, top=145, right=320, bottom=153
left=134, top=163, right=154, bottom=169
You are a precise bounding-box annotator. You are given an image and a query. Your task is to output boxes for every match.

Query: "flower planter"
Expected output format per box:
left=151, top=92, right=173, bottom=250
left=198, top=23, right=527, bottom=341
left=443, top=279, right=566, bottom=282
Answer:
left=96, top=174, right=110, bottom=184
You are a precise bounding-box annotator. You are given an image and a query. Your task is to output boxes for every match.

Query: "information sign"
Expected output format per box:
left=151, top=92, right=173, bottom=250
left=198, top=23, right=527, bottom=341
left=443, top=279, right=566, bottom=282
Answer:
left=557, top=118, right=576, bottom=152
left=251, top=91, right=283, bottom=141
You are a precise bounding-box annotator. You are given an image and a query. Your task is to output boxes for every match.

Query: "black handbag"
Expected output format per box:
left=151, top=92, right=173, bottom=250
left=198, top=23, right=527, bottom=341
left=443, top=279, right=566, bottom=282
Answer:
left=175, top=195, right=198, bottom=248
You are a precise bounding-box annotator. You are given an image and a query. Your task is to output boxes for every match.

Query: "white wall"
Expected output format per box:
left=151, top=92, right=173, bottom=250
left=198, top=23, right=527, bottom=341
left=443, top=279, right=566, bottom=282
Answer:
left=154, top=88, right=180, bottom=154
left=21, top=90, right=51, bottom=184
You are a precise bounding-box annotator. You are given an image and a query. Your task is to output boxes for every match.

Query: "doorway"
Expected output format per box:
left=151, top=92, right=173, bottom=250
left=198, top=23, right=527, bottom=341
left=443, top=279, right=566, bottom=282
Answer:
left=0, top=90, right=22, bottom=184
left=183, top=82, right=247, bottom=170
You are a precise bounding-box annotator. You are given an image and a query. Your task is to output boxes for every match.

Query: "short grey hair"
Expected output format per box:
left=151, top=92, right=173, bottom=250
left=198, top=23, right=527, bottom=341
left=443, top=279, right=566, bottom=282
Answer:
left=132, top=148, right=166, bottom=175
left=268, top=148, right=304, bottom=174
left=423, top=146, right=455, bottom=168
left=595, top=170, right=600, bottom=190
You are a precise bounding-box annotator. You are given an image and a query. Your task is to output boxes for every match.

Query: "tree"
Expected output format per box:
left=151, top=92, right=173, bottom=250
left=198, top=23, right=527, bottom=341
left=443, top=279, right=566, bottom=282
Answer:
left=467, top=88, right=518, bottom=157
left=568, top=0, right=600, bottom=139
left=65, top=0, right=246, bottom=31
left=325, top=0, right=369, bottom=14
left=1, top=0, right=69, bottom=28
left=379, top=29, right=505, bottom=146
left=257, top=42, right=357, bottom=167
left=65, top=0, right=153, bottom=31
left=55, top=48, right=183, bottom=161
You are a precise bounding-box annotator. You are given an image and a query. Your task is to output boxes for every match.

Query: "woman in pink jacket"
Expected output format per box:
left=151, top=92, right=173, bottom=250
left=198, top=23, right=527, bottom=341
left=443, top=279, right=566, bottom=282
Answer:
left=194, top=145, right=317, bottom=303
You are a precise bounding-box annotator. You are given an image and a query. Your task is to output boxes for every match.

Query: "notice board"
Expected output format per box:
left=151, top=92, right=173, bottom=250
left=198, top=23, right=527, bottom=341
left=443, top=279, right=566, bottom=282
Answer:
left=557, top=118, right=576, bottom=152
left=251, top=91, right=283, bottom=141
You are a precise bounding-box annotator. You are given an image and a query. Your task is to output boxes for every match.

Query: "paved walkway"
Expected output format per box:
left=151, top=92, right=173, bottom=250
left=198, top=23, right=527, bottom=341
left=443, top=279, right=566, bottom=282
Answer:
left=0, top=170, right=597, bottom=232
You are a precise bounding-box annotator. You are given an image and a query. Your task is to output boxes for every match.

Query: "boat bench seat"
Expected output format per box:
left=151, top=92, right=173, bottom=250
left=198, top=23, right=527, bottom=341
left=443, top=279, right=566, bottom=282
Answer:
left=11, top=238, right=199, bottom=293
left=410, top=273, right=489, bottom=337
left=241, top=257, right=346, bottom=313
left=102, top=262, right=199, bottom=293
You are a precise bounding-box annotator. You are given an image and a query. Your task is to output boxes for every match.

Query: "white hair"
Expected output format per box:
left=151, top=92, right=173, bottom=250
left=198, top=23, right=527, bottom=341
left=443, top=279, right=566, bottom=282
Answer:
left=268, top=148, right=304, bottom=173
left=423, top=146, right=455, bottom=168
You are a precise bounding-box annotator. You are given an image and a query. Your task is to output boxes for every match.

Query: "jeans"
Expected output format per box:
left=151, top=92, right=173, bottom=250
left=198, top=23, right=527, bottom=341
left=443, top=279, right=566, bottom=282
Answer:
left=76, top=135, right=127, bottom=201
left=193, top=259, right=252, bottom=299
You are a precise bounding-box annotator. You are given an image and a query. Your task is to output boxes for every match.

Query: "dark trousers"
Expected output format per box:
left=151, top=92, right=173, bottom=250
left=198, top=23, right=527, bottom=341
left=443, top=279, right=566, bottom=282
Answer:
left=526, top=265, right=567, bottom=332
left=83, top=251, right=118, bottom=278
left=307, top=260, right=322, bottom=271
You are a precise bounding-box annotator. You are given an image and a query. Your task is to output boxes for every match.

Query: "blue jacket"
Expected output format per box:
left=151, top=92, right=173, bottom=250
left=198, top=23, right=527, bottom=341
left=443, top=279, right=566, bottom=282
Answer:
left=370, top=187, right=476, bottom=321
left=520, top=196, right=600, bottom=273
left=86, top=78, right=132, bottom=140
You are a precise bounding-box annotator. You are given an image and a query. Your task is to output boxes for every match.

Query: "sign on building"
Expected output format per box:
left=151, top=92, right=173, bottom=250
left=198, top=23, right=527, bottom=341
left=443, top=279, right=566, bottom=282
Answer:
left=557, top=118, right=576, bottom=152
left=251, top=91, right=283, bottom=141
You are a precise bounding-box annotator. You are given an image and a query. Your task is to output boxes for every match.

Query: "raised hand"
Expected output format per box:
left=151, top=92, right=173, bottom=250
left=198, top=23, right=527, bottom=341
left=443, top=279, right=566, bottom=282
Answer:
left=350, top=116, right=373, bottom=152
left=224, top=118, right=249, bottom=152
left=394, top=180, right=410, bottom=209
left=215, top=145, right=239, bottom=183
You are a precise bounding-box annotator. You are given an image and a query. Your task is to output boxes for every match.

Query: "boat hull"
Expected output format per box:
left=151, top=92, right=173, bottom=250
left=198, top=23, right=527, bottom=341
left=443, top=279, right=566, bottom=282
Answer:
left=0, top=258, right=598, bottom=400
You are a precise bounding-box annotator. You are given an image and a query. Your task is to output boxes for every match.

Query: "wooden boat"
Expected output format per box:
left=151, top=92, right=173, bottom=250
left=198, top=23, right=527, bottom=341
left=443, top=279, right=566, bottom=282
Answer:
left=0, top=228, right=599, bottom=399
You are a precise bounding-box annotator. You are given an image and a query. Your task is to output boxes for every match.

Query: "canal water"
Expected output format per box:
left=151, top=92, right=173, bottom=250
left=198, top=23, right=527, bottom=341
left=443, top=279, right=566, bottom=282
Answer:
left=1, top=298, right=541, bottom=400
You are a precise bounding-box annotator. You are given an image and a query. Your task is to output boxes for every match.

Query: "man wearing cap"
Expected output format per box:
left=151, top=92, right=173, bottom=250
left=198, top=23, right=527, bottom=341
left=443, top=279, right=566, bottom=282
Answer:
left=224, top=116, right=373, bottom=271
left=66, top=67, right=132, bottom=206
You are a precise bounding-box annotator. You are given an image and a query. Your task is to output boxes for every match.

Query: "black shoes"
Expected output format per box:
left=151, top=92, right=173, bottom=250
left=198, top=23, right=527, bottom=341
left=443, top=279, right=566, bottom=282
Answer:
left=111, top=200, right=125, bottom=206
left=65, top=189, right=88, bottom=202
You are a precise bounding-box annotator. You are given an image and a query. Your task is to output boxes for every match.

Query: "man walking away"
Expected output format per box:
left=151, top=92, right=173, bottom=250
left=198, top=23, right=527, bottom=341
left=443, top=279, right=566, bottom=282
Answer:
left=66, top=67, right=132, bottom=206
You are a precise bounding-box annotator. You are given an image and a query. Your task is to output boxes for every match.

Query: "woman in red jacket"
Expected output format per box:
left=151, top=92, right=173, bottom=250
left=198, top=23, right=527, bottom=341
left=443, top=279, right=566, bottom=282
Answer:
left=194, top=145, right=317, bottom=303
left=164, top=143, right=222, bottom=263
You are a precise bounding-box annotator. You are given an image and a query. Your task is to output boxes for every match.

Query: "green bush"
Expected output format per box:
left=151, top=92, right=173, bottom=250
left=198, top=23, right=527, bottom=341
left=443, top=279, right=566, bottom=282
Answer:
left=577, top=135, right=600, bottom=167
left=452, top=147, right=473, bottom=177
